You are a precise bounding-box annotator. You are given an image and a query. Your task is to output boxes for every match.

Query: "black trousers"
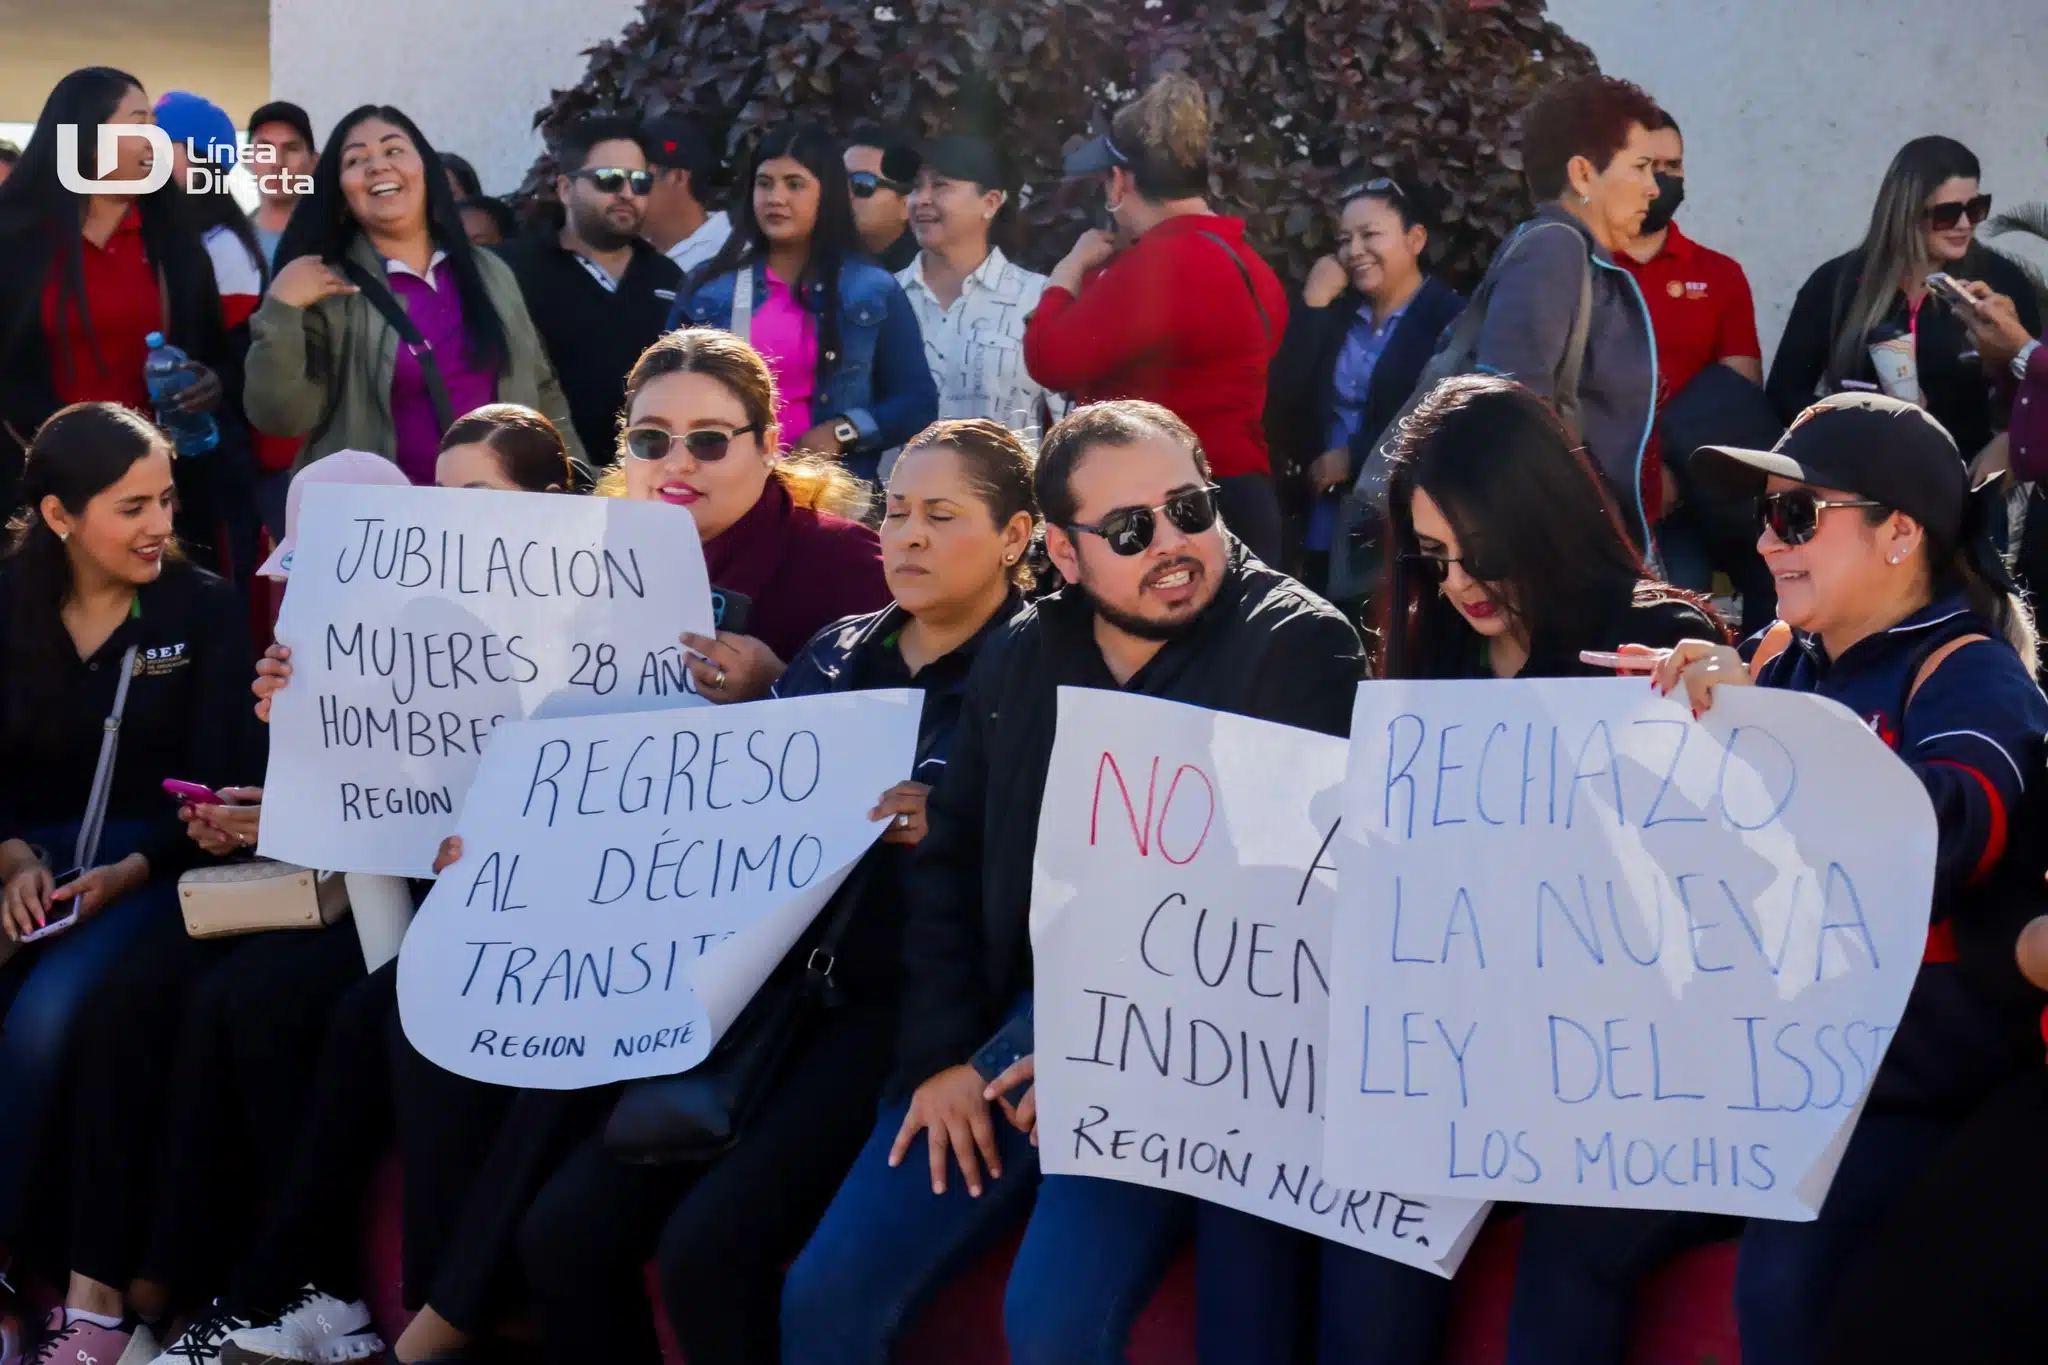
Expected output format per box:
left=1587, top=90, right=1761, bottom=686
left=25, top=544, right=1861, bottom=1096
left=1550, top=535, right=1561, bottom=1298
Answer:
left=60, top=924, right=364, bottom=1297
left=517, top=1001, right=896, bottom=1365
left=229, top=957, right=399, bottom=1313
left=388, top=1030, right=610, bottom=1332
left=1214, top=472, right=1284, bottom=568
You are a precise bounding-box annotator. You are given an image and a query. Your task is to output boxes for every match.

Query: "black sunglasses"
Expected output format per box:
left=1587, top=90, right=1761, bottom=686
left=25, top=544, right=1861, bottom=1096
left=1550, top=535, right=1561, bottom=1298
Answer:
left=623, top=424, right=762, bottom=463
left=1066, top=485, right=1222, bottom=556
left=1756, top=489, right=1883, bottom=546
left=1400, top=549, right=1503, bottom=584
left=575, top=167, right=654, bottom=197
left=849, top=169, right=911, bottom=200
left=1927, top=194, right=1993, bottom=231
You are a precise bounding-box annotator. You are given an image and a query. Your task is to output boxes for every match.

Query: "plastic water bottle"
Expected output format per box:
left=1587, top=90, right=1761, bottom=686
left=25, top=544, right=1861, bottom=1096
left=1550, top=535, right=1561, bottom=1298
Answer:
left=143, top=331, right=219, bottom=457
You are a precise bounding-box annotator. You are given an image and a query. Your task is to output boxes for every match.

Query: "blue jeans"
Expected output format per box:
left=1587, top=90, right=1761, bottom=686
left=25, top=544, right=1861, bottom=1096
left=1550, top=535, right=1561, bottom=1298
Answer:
left=781, top=1097, right=1192, bottom=1365
left=1506, top=1206, right=1731, bottom=1365
left=0, top=821, right=181, bottom=1237
left=1737, top=1109, right=1955, bottom=1365
left=1196, top=1202, right=1452, bottom=1365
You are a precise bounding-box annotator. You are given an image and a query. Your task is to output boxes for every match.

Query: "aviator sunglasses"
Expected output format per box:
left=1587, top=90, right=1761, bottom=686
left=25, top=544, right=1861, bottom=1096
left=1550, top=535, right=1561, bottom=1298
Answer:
left=1756, top=488, right=1882, bottom=546
left=1927, top=194, right=1993, bottom=231
left=623, top=424, right=763, bottom=463
left=1066, top=485, right=1222, bottom=556
left=575, top=167, right=655, bottom=196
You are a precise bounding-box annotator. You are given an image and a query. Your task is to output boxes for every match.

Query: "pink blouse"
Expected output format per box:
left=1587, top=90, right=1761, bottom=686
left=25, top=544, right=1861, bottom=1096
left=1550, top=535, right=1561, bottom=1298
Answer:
left=751, top=267, right=818, bottom=442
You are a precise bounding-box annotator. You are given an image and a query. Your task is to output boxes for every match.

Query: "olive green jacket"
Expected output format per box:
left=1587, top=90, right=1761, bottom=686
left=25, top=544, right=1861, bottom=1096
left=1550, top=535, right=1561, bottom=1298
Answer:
left=245, top=234, right=585, bottom=474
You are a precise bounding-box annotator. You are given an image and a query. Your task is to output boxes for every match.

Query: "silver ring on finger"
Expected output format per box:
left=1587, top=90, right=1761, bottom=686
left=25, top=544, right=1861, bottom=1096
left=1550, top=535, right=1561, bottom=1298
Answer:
left=895, top=813, right=911, bottom=829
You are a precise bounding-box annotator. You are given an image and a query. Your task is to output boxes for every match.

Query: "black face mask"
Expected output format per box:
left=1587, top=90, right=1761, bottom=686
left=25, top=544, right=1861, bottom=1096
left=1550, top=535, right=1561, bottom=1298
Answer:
left=1641, top=172, right=1685, bottom=234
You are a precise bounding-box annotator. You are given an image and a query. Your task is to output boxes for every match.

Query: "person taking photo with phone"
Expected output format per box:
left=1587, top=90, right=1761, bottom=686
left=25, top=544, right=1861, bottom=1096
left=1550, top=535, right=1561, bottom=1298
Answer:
left=0, top=403, right=257, bottom=1364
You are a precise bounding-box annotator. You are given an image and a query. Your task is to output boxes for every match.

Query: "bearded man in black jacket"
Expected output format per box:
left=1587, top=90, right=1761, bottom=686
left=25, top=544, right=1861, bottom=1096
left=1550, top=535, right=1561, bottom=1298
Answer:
left=781, top=398, right=1365, bottom=1365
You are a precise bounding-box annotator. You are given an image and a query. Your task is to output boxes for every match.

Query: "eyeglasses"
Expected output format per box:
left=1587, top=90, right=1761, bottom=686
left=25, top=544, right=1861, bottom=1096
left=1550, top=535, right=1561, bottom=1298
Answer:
left=849, top=170, right=911, bottom=200
left=575, top=167, right=654, bottom=197
left=1066, top=485, right=1221, bottom=556
left=1927, top=194, right=1993, bottom=231
left=1755, top=489, right=1883, bottom=546
left=1400, top=549, right=1503, bottom=583
left=622, top=424, right=762, bottom=463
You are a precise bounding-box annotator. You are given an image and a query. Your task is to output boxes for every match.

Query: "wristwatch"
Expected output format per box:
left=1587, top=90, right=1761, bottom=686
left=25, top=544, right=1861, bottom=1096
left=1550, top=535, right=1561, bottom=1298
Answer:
left=831, top=418, right=860, bottom=451
left=2016, top=339, right=2042, bottom=382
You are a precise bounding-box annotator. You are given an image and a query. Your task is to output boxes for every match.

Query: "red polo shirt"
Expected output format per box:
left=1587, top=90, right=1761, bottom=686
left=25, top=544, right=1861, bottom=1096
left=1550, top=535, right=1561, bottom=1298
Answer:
left=1617, top=222, right=1761, bottom=405
left=41, top=206, right=162, bottom=414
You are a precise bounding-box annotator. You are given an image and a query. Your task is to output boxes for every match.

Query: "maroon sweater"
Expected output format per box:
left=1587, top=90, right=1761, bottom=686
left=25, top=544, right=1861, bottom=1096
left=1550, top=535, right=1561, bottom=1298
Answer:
left=704, top=477, right=889, bottom=661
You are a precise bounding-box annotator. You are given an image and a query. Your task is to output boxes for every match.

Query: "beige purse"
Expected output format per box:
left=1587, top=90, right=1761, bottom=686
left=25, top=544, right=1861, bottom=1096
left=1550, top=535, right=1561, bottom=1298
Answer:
left=179, top=859, right=349, bottom=939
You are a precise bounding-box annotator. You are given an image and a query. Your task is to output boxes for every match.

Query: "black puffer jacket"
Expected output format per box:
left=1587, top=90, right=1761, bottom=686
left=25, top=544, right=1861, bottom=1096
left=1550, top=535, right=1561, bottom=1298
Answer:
left=892, top=543, right=1365, bottom=1091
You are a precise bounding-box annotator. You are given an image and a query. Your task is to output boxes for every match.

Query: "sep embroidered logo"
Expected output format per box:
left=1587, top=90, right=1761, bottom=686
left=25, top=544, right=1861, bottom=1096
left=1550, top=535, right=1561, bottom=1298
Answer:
left=136, top=642, right=191, bottom=677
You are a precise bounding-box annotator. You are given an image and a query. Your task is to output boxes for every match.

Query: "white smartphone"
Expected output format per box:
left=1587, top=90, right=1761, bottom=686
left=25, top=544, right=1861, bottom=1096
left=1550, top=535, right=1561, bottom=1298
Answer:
left=18, top=867, right=83, bottom=943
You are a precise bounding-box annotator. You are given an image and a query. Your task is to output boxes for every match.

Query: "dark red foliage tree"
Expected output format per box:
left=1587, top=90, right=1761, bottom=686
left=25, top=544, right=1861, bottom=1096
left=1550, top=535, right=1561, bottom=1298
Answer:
left=528, top=0, right=1598, bottom=287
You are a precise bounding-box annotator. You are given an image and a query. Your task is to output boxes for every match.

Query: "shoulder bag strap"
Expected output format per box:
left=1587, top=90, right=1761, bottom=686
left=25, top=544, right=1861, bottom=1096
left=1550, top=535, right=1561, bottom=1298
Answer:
left=802, top=843, right=885, bottom=1000
left=1555, top=236, right=1594, bottom=416
left=730, top=265, right=756, bottom=345
left=1195, top=231, right=1270, bottom=342
left=1906, top=633, right=1990, bottom=713
left=74, top=643, right=141, bottom=871
left=341, top=259, right=456, bottom=434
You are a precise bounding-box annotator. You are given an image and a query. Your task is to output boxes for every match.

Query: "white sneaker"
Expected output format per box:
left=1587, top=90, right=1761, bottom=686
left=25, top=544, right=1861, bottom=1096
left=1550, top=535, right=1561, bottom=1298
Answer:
left=149, top=1302, right=251, bottom=1364
left=218, top=1290, right=380, bottom=1365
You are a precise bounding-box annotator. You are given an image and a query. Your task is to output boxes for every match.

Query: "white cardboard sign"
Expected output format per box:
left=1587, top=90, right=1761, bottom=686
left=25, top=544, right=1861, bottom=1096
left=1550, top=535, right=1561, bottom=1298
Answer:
left=397, top=690, right=923, bottom=1088
left=1326, top=678, right=1937, bottom=1220
left=1033, top=689, right=1490, bottom=1275
left=260, top=484, right=716, bottom=877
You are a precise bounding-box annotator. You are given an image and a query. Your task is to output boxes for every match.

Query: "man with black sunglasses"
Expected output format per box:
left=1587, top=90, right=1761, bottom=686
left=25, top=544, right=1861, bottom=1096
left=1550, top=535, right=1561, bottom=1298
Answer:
left=498, top=116, right=682, bottom=470
left=874, top=400, right=1363, bottom=1355
left=844, top=125, right=921, bottom=272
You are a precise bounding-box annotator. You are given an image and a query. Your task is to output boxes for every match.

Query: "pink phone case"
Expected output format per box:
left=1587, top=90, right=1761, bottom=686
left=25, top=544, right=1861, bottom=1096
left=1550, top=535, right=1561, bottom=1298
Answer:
left=163, top=779, right=223, bottom=805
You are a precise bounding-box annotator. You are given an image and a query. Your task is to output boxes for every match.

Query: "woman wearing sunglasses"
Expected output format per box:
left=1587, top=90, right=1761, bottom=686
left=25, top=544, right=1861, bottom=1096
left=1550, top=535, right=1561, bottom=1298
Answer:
left=515, top=418, right=1037, bottom=1365
left=668, top=123, right=936, bottom=483
left=1634, top=393, right=2048, bottom=1365
left=600, top=327, right=890, bottom=704
left=246, top=104, right=584, bottom=483
left=1768, top=135, right=2041, bottom=466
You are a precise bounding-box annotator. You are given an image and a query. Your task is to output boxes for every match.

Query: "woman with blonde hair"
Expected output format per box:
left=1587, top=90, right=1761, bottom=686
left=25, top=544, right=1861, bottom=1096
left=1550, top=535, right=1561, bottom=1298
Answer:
left=1026, top=73, right=1290, bottom=565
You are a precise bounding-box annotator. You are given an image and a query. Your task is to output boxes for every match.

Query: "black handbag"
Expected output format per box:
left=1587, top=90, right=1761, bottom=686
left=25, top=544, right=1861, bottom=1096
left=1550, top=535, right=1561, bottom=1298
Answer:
left=341, top=259, right=456, bottom=434
left=603, top=846, right=883, bottom=1164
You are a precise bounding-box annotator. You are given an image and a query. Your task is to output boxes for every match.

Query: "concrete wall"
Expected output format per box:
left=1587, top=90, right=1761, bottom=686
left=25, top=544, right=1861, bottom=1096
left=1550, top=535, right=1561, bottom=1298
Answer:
left=264, top=0, right=2048, bottom=353
left=269, top=0, right=643, bottom=196
left=0, top=0, right=270, bottom=124
left=1548, top=0, right=2048, bottom=356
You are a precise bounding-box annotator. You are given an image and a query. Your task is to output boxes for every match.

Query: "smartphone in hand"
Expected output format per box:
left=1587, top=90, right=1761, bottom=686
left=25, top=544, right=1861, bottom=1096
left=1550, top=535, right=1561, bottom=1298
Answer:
left=972, top=1012, right=1035, bottom=1108
left=1926, top=272, right=1981, bottom=315
left=19, top=867, right=84, bottom=942
left=163, top=779, right=224, bottom=806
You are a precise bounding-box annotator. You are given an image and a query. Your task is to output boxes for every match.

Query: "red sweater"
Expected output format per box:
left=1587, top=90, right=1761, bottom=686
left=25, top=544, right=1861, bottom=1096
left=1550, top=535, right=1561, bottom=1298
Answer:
left=1023, top=215, right=1287, bottom=479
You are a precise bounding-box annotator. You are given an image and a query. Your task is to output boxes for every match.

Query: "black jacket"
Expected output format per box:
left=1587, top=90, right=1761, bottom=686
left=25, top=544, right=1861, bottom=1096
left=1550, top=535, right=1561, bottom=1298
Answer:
left=494, top=234, right=682, bottom=468
left=893, top=545, right=1365, bottom=1091
left=1766, top=246, right=2041, bottom=459
left=1266, top=275, right=1466, bottom=494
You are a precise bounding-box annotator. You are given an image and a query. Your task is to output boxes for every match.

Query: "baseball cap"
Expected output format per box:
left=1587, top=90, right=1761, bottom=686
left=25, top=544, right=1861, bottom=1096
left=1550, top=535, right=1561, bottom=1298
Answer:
left=247, top=100, right=317, bottom=151
left=154, top=92, right=239, bottom=171
left=258, top=451, right=412, bottom=579
left=642, top=116, right=716, bottom=176
left=920, top=134, right=1008, bottom=190
left=1062, top=132, right=1131, bottom=178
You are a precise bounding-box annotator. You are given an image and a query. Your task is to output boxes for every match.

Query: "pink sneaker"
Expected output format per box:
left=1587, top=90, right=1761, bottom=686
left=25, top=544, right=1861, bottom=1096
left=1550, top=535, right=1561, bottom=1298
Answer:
left=26, top=1308, right=153, bottom=1365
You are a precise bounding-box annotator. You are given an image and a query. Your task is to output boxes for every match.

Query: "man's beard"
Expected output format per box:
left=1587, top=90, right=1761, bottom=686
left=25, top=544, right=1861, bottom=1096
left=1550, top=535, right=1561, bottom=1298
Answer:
left=573, top=205, right=639, bottom=252
left=1076, top=577, right=1209, bottom=642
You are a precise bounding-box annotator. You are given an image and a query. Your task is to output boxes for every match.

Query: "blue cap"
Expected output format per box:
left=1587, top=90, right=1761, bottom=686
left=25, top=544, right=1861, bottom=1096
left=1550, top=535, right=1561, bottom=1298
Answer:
left=154, top=92, right=238, bottom=172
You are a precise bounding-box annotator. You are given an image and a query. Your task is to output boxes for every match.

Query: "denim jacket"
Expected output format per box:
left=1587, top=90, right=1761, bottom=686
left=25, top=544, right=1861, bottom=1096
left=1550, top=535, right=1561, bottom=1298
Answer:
left=668, top=258, right=937, bottom=466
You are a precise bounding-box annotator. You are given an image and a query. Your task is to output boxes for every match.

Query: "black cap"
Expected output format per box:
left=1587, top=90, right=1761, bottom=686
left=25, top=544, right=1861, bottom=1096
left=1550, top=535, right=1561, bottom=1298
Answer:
left=920, top=134, right=1008, bottom=190
left=247, top=100, right=316, bottom=150
left=1694, top=392, right=1968, bottom=545
left=642, top=116, right=717, bottom=176
left=1062, top=133, right=1130, bottom=178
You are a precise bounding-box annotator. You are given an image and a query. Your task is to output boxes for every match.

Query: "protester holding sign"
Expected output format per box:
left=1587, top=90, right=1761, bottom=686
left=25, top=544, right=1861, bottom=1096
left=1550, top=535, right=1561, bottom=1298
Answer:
left=515, top=418, right=1038, bottom=1364
left=781, top=400, right=1364, bottom=1365
left=598, top=327, right=890, bottom=695
left=1638, top=393, right=2048, bottom=1365
left=245, top=104, right=583, bottom=480
left=0, top=404, right=257, bottom=1363
left=1201, top=374, right=1726, bottom=1365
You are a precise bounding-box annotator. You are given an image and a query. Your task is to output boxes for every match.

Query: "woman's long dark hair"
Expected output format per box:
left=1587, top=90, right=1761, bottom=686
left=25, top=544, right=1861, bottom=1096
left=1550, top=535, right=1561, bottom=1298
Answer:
left=4, top=403, right=174, bottom=750
left=689, top=123, right=859, bottom=387
left=0, top=67, right=225, bottom=390
left=1376, top=374, right=1686, bottom=679
left=273, top=105, right=507, bottom=373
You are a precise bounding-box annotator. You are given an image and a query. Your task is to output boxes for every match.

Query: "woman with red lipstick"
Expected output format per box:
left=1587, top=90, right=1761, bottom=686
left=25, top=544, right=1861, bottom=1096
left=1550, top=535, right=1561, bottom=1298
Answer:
left=517, top=417, right=1036, bottom=1365
left=600, top=327, right=890, bottom=702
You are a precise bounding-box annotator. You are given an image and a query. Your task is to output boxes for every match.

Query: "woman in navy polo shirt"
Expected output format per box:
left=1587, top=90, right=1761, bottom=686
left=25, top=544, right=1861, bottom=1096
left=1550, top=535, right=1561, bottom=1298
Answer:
left=1650, top=393, right=2048, bottom=1365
